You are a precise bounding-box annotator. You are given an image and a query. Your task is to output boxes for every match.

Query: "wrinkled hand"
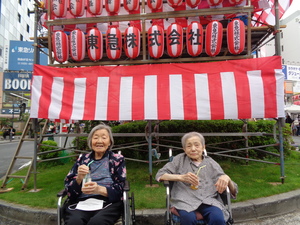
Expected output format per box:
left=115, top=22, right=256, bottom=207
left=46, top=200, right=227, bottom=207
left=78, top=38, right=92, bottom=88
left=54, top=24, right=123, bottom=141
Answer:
left=181, top=172, right=199, bottom=186
left=77, top=165, right=89, bottom=180
left=82, top=182, right=99, bottom=195
left=215, top=175, right=230, bottom=194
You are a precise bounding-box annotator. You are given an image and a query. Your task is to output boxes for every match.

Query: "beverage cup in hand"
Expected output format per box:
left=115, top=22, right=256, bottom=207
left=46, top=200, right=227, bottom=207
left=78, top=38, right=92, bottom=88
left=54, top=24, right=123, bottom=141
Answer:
left=82, top=173, right=91, bottom=186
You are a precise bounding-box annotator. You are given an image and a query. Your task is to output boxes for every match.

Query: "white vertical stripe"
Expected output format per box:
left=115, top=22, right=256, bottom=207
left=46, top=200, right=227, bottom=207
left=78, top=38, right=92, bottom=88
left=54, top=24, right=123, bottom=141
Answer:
left=275, top=69, right=285, bottom=118
left=71, top=78, right=86, bottom=120
left=194, top=74, right=211, bottom=120
left=170, top=75, right=184, bottom=119
left=247, top=70, right=264, bottom=118
left=221, top=72, right=238, bottom=119
left=48, top=77, right=64, bottom=119
left=127, top=27, right=133, bottom=56
left=119, top=77, right=133, bottom=120
left=30, top=76, right=43, bottom=118
left=95, top=77, right=109, bottom=120
left=144, top=75, right=158, bottom=119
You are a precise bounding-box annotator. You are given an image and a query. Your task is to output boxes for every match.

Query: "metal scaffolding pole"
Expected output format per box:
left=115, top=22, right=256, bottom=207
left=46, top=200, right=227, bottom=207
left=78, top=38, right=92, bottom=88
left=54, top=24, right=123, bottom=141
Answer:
left=274, top=0, right=285, bottom=184
left=32, top=0, right=42, bottom=191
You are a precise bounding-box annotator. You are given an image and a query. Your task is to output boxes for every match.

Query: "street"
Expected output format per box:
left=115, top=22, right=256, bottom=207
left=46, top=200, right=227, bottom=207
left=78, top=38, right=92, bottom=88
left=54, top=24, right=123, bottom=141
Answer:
left=235, top=210, right=300, bottom=225
left=0, top=136, right=75, bottom=179
left=0, top=141, right=34, bottom=179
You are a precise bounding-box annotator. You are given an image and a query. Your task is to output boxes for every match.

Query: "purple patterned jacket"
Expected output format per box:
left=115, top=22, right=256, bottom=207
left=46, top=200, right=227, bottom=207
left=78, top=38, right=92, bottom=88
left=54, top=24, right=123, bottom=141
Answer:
left=64, top=150, right=126, bottom=203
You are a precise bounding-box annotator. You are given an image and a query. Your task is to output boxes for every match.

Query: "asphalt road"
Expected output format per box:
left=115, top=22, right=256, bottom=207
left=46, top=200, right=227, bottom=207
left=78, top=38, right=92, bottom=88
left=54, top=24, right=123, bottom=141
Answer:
left=235, top=210, right=300, bottom=225
left=0, top=140, right=34, bottom=179
left=0, top=136, right=75, bottom=179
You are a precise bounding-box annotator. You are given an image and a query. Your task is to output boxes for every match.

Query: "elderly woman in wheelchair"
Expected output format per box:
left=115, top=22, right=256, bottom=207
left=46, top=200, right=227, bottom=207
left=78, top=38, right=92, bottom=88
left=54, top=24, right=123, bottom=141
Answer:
left=63, top=124, right=126, bottom=225
left=156, top=132, right=238, bottom=225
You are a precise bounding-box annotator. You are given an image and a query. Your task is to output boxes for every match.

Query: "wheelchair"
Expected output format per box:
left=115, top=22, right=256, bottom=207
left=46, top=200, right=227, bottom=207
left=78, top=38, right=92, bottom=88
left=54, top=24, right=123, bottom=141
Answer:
left=164, top=149, right=234, bottom=225
left=164, top=182, right=233, bottom=225
left=57, top=179, right=136, bottom=225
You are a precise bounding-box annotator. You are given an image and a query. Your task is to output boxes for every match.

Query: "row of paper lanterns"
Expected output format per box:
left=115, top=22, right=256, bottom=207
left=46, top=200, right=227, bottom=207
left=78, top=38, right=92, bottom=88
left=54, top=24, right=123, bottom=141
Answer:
left=52, top=0, right=245, bottom=17
left=52, top=19, right=245, bottom=62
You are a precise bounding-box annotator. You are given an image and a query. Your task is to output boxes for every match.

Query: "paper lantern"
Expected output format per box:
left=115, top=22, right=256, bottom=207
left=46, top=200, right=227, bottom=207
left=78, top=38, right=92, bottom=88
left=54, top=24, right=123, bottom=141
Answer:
left=147, top=0, right=163, bottom=10
left=186, top=21, right=203, bottom=57
left=207, top=0, right=223, bottom=6
left=52, top=31, right=69, bottom=63
left=227, top=19, right=245, bottom=55
left=228, top=0, right=244, bottom=5
left=52, top=0, right=67, bottom=18
left=106, top=27, right=122, bottom=60
left=166, top=23, right=183, bottom=58
left=148, top=25, right=164, bottom=59
left=87, top=0, right=103, bottom=15
left=167, top=0, right=183, bottom=8
left=124, top=0, right=140, bottom=12
left=186, top=0, right=201, bottom=8
left=105, top=0, right=120, bottom=14
left=69, top=29, right=86, bottom=61
left=87, top=28, right=103, bottom=61
left=205, top=21, right=223, bottom=57
left=124, top=26, right=140, bottom=59
left=69, top=0, right=85, bottom=17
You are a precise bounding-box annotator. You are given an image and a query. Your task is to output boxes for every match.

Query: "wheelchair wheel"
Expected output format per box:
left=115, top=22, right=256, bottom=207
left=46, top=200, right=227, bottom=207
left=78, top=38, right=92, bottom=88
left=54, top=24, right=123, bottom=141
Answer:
left=164, top=211, right=172, bottom=225
left=130, top=192, right=136, bottom=225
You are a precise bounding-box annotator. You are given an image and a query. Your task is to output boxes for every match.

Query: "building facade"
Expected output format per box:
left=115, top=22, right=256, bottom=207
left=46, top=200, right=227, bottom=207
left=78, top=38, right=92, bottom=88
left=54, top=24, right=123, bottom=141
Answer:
left=0, top=0, right=35, bottom=118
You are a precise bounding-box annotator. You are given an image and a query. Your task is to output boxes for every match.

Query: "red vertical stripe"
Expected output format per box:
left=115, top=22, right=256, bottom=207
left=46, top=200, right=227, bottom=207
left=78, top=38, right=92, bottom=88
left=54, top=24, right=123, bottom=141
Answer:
left=157, top=74, right=170, bottom=120
left=234, top=70, right=252, bottom=119
left=132, top=75, right=145, bottom=120
left=107, top=72, right=121, bottom=120
left=208, top=73, right=224, bottom=120
left=83, top=76, right=98, bottom=120
left=182, top=74, right=197, bottom=120
left=262, top=71, right=277, bottom=118
left=38, top=75, right=53, bottom=119
left=59, top=76, right=75, bottom=120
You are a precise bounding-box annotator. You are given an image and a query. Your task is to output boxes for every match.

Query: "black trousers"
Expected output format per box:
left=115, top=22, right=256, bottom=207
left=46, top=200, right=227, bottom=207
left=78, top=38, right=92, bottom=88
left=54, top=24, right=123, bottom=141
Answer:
left=64, top=201, right=123, bottom=225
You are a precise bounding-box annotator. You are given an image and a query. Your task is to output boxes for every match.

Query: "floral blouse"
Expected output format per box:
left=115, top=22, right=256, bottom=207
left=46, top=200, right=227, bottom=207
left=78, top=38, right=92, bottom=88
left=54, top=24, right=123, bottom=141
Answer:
left=64, top=150, right=126, bottom=204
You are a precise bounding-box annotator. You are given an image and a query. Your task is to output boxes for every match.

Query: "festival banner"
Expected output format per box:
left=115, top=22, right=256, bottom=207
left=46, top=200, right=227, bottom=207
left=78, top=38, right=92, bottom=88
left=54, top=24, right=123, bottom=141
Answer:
left=30, top=56, right=285, bottom=121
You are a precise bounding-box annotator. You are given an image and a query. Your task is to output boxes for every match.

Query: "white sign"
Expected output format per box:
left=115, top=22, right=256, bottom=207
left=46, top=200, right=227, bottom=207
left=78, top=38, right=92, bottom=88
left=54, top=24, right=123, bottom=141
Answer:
left=284, top=65, right=300, bottom=81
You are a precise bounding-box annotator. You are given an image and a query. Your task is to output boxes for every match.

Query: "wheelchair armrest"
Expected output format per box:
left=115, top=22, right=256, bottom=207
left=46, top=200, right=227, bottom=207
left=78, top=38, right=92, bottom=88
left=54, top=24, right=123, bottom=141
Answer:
left=124, top=180, right=130, bottom=192
left=57, top=189, right=67, bottom=198
left=163, top=180, right=170, bottom=187
left=219, top=187, right=232, bottom=218
left=219, top=187, right=229, bottom=205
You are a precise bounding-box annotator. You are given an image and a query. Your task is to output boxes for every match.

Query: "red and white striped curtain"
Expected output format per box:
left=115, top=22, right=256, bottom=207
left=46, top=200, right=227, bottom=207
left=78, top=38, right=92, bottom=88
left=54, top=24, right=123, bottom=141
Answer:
left=30, top=56, right=285, bottom=121
left=252, top=0, right=293, bottom=27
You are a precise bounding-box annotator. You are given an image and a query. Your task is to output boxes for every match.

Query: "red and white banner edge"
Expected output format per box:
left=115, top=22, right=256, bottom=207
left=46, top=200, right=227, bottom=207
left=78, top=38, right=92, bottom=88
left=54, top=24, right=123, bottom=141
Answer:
left=30, top=56, right=285, bottom=121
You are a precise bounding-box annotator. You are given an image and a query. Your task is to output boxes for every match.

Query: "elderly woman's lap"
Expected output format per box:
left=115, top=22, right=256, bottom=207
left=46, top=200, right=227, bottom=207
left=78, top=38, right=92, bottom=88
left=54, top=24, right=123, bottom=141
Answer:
left=64, top=201, right=123, bottom=225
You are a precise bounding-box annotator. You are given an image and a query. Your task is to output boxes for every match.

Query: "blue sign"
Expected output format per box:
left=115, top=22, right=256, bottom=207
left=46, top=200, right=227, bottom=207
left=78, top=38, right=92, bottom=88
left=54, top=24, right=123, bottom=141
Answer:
left=282, top=65, right=287, bottom=80
left=8, top=40, right=48, bottom=71
left=3, top=72, right=32, bottom=91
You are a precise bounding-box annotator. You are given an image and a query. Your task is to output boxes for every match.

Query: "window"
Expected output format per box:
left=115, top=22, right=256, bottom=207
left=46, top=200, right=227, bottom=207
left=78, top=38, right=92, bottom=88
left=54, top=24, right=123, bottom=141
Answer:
left=18, top=13, right=21, bottom=23
left=28, top=8, right=30, bottom=17
left=20, top=34, right=23, bottom=41
left=0, top=48, right=2, bottom=57
left=27, top=24, right=30, bottom=33
left=19, top=0, right=22, bottom=5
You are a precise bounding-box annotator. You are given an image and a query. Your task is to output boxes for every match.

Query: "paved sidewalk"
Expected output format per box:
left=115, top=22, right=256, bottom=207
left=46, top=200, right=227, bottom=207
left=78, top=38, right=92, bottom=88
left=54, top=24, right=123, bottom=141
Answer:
left=0, top=136, right=23, bottom=144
